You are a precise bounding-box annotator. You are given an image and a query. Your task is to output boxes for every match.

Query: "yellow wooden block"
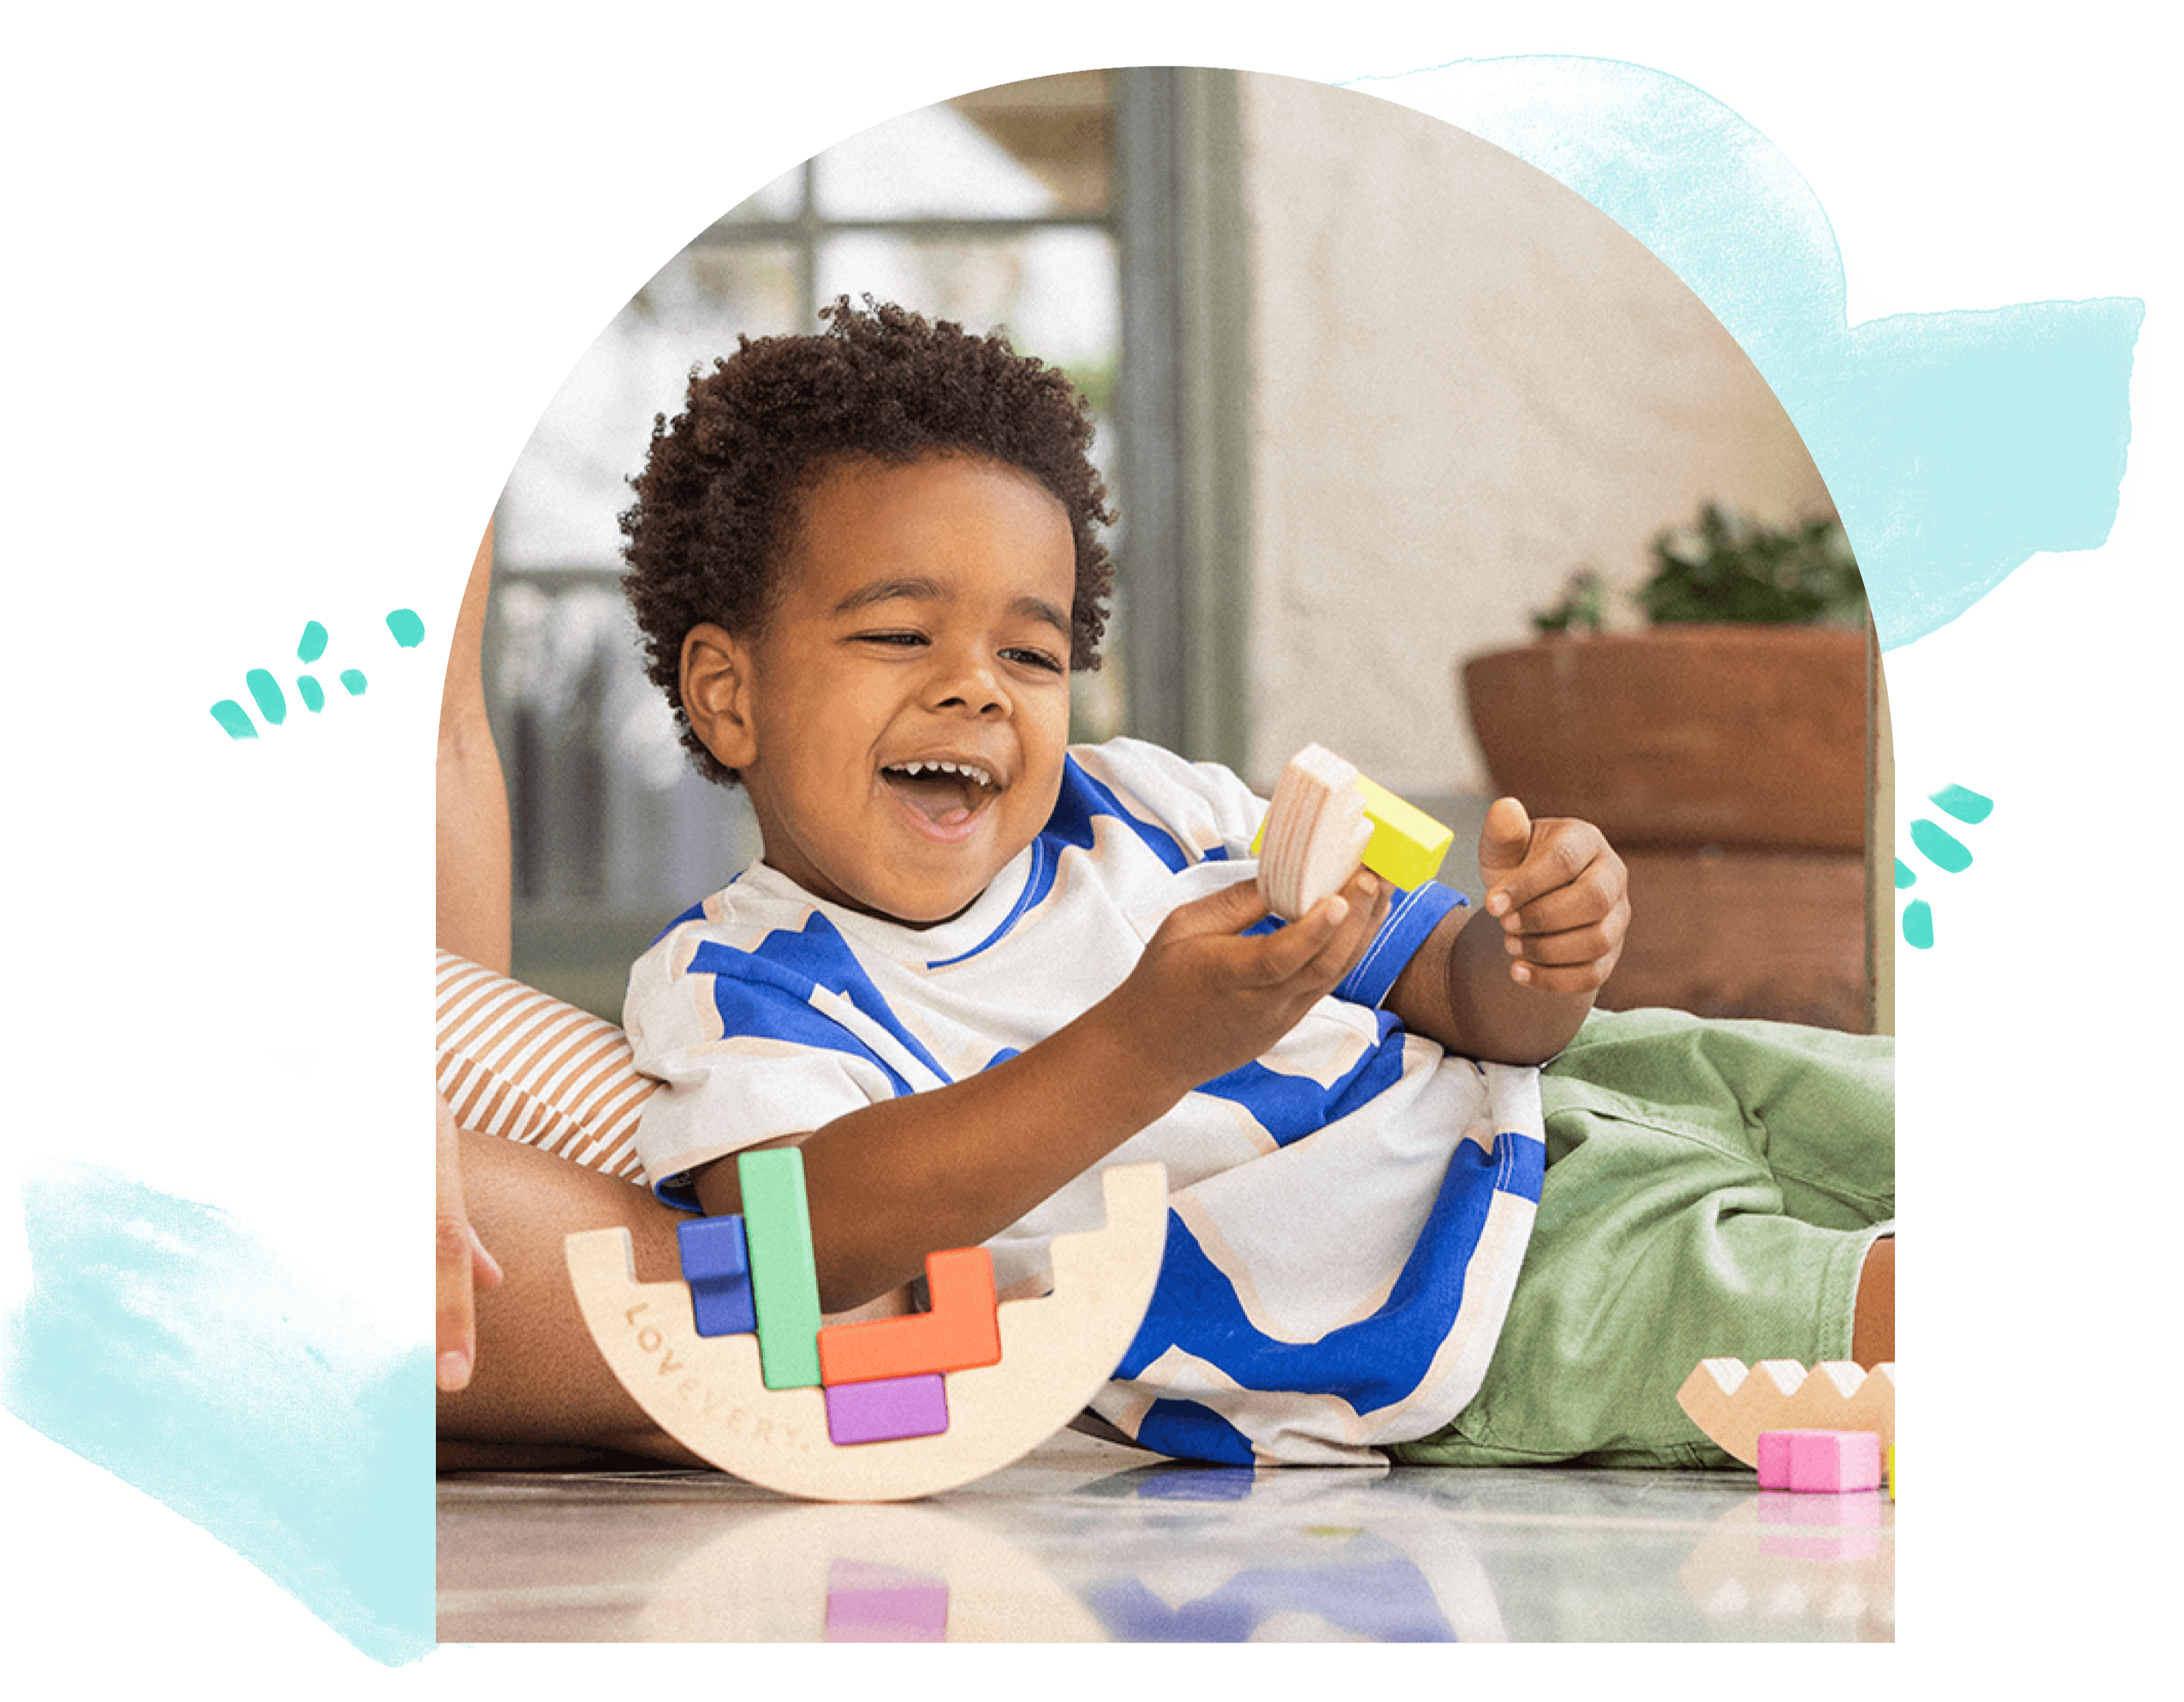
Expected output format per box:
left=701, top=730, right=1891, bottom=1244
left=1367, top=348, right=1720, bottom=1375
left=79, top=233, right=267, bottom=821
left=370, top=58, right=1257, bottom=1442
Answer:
left=1248, top=761, right=1454, bottom=891
left=1354, top=774, right=1454, bottom=890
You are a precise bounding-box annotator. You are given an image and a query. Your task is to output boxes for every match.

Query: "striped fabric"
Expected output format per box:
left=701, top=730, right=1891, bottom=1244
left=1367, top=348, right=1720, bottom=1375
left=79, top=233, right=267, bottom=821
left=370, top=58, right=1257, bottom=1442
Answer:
left=434, top=949, right=652, bottom=1184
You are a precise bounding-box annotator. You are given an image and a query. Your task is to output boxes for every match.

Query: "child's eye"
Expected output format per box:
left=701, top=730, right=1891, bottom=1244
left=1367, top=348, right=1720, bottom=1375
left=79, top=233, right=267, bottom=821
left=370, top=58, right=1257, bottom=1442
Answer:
left=1002, top=647, right=1065, bottom=674
left=856, top=631, right=927, bottom=648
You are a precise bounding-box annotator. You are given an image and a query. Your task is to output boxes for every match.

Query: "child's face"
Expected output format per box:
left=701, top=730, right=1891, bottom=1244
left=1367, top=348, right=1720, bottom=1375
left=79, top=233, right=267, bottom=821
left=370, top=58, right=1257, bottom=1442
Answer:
left=685, top=453, right=1077, bottom=927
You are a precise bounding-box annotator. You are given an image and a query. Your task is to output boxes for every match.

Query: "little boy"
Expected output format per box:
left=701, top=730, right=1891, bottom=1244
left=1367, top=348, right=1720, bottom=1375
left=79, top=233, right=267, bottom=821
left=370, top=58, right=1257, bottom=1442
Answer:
left=617, top=298, right=1894, bottom=1469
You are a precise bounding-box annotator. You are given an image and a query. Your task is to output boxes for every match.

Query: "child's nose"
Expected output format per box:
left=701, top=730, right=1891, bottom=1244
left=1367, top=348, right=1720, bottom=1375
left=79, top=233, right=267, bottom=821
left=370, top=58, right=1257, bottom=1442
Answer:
left=926, top=649, right=1008, bottom=717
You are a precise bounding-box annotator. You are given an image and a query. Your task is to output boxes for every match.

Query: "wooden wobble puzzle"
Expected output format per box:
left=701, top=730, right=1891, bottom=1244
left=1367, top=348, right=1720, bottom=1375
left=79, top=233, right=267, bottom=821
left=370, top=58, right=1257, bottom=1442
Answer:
left=565, top=1159, right=1169, bottom=1501
left=1675, top=1358, right=1896, bottom=1469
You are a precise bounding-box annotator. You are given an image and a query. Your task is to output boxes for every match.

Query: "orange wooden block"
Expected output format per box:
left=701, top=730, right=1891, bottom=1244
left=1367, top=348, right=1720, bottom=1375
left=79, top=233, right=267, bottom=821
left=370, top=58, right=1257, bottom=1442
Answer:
left=818, top=1247, right=1002, bottom=1386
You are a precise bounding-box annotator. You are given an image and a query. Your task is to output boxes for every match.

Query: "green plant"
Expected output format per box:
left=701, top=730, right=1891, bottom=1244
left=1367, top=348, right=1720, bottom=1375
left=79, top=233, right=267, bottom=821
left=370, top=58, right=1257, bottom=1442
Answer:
left=1642, top=504, right=1866, bottom=626
left=1529, top=568, right=1607, bottom=636
left=1531, top=505, right=1866, bottom=635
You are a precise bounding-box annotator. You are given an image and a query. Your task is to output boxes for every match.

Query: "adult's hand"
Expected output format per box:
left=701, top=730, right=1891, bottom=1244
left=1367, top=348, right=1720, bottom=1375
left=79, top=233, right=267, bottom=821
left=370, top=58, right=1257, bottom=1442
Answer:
left=436, top=1089, right=504, bottom=1392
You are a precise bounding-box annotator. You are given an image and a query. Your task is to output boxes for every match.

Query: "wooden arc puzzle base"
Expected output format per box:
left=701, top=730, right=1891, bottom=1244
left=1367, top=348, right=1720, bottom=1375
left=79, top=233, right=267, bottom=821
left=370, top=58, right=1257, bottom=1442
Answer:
left=565, top=1162, right=1169, bottom=1501
left=1675, top=1359, right=1895, bottom=1469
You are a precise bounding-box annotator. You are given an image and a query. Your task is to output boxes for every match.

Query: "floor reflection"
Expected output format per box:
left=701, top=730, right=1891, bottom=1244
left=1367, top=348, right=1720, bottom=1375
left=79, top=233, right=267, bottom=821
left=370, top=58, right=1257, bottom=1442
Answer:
left=437, top=1431, right=1893, bottom=1642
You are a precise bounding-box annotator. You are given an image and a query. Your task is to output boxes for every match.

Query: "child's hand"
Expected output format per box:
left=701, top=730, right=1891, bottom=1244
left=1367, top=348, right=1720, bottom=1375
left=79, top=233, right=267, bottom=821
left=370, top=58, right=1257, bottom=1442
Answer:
left=1478, top=797, right=1629, bottom=993
left=1105, top=869, right=1390, bottom=1093
left=436, top=1090, right=504, bottom=1394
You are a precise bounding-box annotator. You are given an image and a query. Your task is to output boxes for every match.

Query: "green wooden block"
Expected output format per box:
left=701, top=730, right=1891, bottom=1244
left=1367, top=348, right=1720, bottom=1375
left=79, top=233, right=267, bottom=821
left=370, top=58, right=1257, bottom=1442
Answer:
left=737, top=1146, right=824, bottom=1390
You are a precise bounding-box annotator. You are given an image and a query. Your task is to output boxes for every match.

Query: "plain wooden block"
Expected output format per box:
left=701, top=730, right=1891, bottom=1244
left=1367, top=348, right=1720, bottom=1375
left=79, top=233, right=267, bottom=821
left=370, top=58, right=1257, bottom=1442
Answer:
left=738, top=1146, right=825, bottom=1390
left=818, top=1246, right=1001, bottom=1386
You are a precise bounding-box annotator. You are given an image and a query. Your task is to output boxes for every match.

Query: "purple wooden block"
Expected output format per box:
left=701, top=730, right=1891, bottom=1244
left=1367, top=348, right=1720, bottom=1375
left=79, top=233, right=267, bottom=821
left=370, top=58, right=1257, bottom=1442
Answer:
left=825, top=1559, right=949, bottom=1642
left=824, top=1372, right=948, bottom=1445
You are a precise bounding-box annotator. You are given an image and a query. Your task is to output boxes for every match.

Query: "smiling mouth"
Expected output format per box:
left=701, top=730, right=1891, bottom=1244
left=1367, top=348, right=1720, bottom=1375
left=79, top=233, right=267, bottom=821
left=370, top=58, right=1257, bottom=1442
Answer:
left=880, top=758, right=999, bottom=827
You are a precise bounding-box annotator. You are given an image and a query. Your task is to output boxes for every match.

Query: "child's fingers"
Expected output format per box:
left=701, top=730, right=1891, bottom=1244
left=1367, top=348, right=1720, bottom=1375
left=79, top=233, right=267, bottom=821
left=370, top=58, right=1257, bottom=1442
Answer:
left=1264, top=870, right=1388, bottom=985
left=1507, top=955, right=1618, bottom=994
left=1495, top=860, right=1628, bottom=939
left=436, top=1093, right=484, bottom=1392
left=1162, top=873, right=1276, bottom=940
left=1500, top=916, right=1624, bottom=969
left=1477, top=796, right=1535, bottom=888
left=1485, top=821, right=1600, bottom=919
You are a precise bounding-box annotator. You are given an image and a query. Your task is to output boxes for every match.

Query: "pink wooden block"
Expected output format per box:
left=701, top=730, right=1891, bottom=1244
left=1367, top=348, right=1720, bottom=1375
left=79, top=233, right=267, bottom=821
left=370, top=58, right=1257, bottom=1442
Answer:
left=824, top=1372, right=949, bottom=1445
left=1756, top=1490, right=1883, bottom=1560
left=1756, top=1428, right=1882, bottom=1492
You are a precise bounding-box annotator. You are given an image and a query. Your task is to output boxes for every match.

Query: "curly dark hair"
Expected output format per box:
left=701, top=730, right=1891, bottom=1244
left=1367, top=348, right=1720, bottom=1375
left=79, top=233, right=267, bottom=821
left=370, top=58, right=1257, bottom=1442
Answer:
left=620, top=296, right=1118, bottom=786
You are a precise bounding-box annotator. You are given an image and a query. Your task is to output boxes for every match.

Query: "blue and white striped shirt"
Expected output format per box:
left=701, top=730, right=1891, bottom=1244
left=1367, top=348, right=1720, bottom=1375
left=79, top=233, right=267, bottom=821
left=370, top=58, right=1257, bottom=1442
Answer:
left=626, top=737, right=1546, bottom=1465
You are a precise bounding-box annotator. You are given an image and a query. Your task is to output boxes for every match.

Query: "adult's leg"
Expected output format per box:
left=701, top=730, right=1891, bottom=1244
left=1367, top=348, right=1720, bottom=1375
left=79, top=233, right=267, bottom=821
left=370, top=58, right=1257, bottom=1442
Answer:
left=437, top=1130, right=703, bottom=1465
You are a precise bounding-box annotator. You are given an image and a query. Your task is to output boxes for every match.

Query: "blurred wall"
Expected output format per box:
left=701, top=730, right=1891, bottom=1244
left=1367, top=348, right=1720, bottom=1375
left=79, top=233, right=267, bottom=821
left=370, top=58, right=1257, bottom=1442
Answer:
left=1237, top=73, right=1835, bottom=799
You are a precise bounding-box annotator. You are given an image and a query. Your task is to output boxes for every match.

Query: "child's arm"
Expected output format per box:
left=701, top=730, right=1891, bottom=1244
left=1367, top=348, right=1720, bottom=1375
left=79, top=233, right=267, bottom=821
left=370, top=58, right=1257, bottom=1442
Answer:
left=690, top=868, right=1390, bottom=1312
left=1381, top=796, right=1629, bottom=1067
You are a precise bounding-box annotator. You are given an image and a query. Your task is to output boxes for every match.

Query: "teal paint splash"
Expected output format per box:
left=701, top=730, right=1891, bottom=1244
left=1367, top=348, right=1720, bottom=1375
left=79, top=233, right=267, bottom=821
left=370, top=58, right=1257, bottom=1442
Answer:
left=208, top=610, right=417, bottom=737
left=385, top=608, right=424, bottom=648
left=245, top=668, right=287, bottom=726
left=209, top=699, right=257, bottom=740
left=1895, top=779, right=1994, bottom=945
left=1345, top=56, right=2143, bottom=651
left=2, top=1165, right=434, bottom=1666
left=1929, top=783, right=1994, bottom=825
left=1909, top=816, right=1973, bottom=873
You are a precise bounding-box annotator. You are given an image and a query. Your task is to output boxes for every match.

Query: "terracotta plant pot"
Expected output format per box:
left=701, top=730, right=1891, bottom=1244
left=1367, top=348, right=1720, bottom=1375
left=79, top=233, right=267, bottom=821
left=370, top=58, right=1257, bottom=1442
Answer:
left=1460, top=626, right=1866, bottom=851
left=1459, top=625, right=1872, bottom=1030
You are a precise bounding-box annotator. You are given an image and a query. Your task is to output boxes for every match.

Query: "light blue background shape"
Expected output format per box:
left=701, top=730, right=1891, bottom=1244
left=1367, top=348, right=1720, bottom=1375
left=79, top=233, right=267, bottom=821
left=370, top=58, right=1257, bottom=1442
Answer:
left=1349, top=56, right=2142, bottom=651
left=3, top=1166, right=434, bottom=1666
left=4, top=0, right=2166, bottom=1687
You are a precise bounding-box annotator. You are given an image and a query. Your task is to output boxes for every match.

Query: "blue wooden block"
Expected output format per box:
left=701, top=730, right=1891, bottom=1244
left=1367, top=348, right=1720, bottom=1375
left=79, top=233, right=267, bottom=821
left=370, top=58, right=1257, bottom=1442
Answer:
left=676, top=1214, right=757, bottom=1338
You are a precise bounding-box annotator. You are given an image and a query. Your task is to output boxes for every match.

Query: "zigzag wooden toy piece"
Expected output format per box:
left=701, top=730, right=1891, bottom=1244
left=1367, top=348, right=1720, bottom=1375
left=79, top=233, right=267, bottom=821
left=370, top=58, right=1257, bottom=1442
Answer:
left=1251, top=743, right=1454, bottom=919
left=565, top=1160, right=1169, bottom=1500
left=1676, top=1359, right=1895, bottom=1469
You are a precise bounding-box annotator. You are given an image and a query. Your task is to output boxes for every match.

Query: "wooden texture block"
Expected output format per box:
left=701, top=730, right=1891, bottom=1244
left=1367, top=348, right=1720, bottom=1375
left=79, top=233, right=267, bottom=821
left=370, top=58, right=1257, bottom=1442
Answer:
left=738, top=1147, right=824, bottom=1390
left=1252, top=743, right=1451, bottom=918
left=825, top=1374, right=950, bottom=1445
left=1676, top=1358, right=1894, bottom=1468
left=564, top=1161, right=1170, bottom=1500
left=675, top=1214, right=756, bottom=1338
left=818, top=1246, right=1001, bottom=1385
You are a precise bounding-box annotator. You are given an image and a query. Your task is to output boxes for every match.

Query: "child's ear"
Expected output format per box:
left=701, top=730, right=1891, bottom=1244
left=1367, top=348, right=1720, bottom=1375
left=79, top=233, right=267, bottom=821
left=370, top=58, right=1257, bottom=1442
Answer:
left=681, top=623, right=760, bottom=772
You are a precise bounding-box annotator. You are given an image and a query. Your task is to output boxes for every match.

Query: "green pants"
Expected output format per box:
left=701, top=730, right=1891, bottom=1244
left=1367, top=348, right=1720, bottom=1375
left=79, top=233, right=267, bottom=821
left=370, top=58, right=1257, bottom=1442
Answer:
left=1390, top=1006, right=1895, bottom=1470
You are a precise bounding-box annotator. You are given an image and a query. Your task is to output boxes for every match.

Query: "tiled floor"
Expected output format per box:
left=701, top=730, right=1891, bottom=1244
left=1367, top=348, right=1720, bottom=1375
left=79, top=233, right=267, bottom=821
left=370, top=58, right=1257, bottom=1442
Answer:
left=438, top=1428, right=1893, bottom=1642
